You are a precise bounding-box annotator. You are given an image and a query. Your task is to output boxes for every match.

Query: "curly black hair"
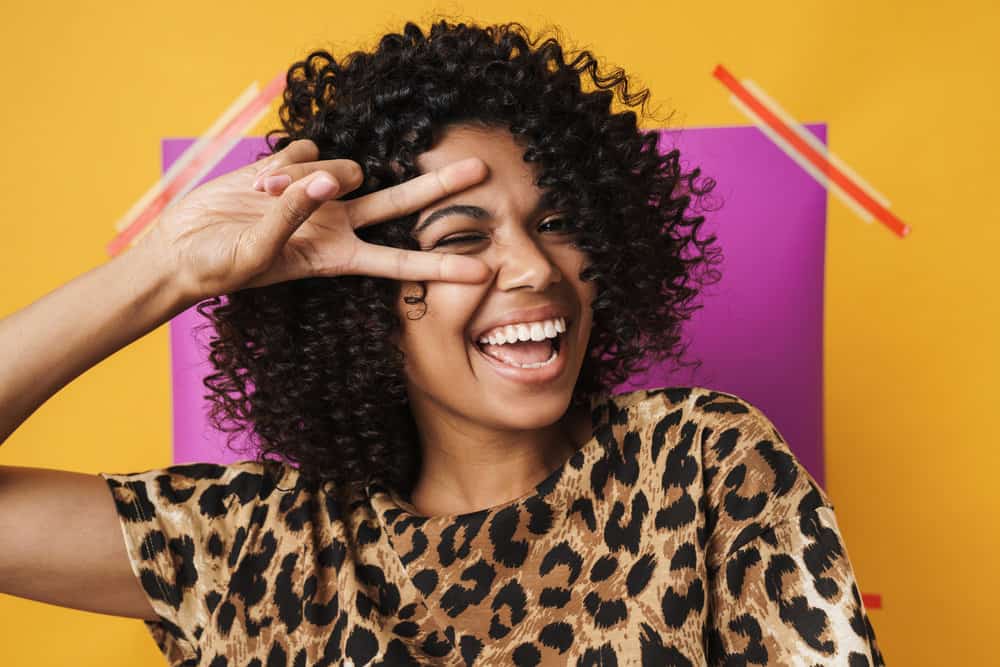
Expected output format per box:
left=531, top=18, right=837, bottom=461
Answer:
left=195, top=19, right=723, bottom=499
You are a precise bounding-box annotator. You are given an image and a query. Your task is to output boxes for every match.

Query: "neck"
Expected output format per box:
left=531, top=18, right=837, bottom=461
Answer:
left=404, top=396, right=592, bottom=517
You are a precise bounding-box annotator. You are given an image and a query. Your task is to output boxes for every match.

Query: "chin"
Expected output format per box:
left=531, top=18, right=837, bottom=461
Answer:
left=403, top=316, right=592, bottom=433
left=463, top=334, right=587, bottom=431
left=473, top=385, right=576, bottom=431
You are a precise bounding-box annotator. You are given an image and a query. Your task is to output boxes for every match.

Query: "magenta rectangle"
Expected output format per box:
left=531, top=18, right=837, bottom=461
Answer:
left=165, top=124, right=828, bottom=485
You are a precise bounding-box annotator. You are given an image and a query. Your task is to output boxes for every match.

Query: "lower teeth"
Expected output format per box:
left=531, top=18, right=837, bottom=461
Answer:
left=515, top=348, right=558, bottom=369
left=476, top=337, right=562, bottom=369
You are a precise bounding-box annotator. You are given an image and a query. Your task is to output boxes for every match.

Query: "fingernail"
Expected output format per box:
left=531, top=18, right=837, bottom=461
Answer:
left=306, top=174, right=337, bottom=200
left=252, top=170, right=276, bottom=190
left=264, top=174, right=292, bottom=191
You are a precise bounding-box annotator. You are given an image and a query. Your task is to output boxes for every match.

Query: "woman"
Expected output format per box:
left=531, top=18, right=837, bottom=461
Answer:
left=0, top=20, right=884, bottom=666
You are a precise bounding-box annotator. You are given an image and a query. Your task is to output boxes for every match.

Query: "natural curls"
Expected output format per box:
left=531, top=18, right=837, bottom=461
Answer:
left=194, top=20, right=723, bottom=499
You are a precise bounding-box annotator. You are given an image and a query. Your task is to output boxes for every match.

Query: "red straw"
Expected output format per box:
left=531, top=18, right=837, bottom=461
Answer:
left=713, top=65, right=910, bottom=239
left=862, top=593, right=883, bottom=610
left=106, top=71, right=287, bottom=257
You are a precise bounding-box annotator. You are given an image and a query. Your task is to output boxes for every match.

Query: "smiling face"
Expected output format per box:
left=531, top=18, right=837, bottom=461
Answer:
left=395, top=123, right=597, bottom=435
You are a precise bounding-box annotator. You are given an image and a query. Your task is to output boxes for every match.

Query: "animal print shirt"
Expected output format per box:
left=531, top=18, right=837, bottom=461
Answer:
left=99, top=386, right=885, bottom=666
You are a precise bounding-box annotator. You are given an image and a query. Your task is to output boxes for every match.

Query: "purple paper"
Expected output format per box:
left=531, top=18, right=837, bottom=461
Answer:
left=166, top=124, right=828, bottom=485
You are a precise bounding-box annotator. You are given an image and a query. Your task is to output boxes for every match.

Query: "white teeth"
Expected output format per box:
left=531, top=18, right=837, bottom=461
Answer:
left=515, top=347, right=558, bottom=369
left=477, top=316, right=568, bottom=346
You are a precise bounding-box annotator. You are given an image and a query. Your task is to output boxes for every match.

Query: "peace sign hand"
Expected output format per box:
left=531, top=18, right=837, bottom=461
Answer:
left=138, top=139, right=490, bottom=305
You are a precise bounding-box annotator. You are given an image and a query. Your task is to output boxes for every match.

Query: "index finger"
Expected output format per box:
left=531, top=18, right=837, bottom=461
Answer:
left=343, top=157, right=488, bottom=229
left=347, top=241, right=491, bottom=283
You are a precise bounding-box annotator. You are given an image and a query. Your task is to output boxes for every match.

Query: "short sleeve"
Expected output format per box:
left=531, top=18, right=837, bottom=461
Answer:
left=99, top=460, right=287, bottom=664
left=690, top=388, right=885, bottom=664
left=699, top=392, right=835, bottom=570
left=706, top=503, right=886, bottom=665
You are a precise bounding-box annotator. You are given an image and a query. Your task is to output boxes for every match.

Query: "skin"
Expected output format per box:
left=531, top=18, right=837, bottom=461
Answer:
left=395, top=124, right=598, bottom=517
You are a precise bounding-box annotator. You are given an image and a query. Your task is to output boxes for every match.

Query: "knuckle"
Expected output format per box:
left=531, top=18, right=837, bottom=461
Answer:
left=260, top=166, right=287, bottom=182
left=289, top=138, right=314, bottom=151
left=254, top=154, right=282, bottom=177
left=387, top=185, right=408, bottom=215
left=330, top=161, right=362, bottom=193
left=345, top=161, right=364, bottom=187
left=290, top=138, right=320, bottom=160
left=432, top=169, right=450, bottom=195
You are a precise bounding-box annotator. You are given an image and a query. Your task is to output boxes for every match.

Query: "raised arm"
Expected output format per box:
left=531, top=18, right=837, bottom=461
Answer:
left=0, top=139, right=488, bottom=446
left=0, top=240, right=184, bottom=445
left=0, top=139, right=490, bottom=619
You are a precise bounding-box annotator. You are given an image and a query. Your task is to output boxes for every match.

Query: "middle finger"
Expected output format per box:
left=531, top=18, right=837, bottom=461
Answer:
left=253, top=158, right=365, bottom=193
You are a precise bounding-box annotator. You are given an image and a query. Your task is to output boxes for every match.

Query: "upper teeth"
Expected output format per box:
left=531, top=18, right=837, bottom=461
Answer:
left=478, top=317, right=566, bottom=345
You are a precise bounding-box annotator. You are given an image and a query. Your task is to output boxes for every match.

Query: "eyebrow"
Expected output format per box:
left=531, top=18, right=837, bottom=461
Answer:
left=413, top=204, right=490, bottom=235
left=413, top=199, right=556, bottom=235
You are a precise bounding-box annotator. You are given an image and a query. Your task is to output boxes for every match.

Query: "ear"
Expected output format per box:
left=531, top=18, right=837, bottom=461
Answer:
left=391, top=282, right=427, bottom=348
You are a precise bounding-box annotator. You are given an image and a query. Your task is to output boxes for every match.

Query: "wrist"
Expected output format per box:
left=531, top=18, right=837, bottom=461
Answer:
left=118, top=237, right=197, bottom=321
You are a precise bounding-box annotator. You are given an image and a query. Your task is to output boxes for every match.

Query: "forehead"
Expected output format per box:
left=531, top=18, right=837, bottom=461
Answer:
left=415, top=124, right=542, bottom=197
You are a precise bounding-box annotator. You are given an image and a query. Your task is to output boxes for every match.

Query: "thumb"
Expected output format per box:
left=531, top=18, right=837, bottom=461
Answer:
left=253, top=171, right=339, bottom=259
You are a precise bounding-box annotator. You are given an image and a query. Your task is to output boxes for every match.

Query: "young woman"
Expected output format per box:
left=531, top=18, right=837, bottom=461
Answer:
left=0, top=20, right=884, bottom=666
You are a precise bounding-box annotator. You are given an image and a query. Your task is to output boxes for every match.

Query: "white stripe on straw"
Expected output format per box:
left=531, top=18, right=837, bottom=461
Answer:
left=113, top=82, right=261, bottom=233
left=742, top=79, right=891, bottom=210
left=728, top=94, right=875, bottom=224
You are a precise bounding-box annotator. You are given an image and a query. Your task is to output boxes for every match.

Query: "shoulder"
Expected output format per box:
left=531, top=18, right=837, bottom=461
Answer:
left=601, top=385, right=785, bottom=459
left=100, top=459, right=299, bottom=523
left=606, top=385, right=795, bottom=442
left=606, top=386, right=832, bottom=567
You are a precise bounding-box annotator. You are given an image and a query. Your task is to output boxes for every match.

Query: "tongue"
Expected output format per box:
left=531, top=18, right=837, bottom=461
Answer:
left=481, top=339, right=553, bottom=366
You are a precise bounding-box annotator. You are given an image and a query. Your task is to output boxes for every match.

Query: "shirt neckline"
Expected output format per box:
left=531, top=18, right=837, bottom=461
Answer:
left=367, top=391, right=612, bottom=525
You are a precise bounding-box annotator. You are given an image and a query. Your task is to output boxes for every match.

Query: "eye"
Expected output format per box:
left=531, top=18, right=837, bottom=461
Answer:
left=432, top=233, right=488, bottom=249
left=538, top=216, right=578, bottom=234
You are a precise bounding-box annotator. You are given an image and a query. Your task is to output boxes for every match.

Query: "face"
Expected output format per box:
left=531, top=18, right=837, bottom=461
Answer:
left=395, top=124, right=597, bottom=434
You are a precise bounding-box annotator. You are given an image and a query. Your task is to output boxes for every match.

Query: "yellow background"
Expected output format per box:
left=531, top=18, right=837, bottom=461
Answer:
left=2, top=1, right=997, bottom=664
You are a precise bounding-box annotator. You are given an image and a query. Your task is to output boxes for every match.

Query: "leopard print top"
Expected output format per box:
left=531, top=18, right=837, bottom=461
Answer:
left=100, top=386, right=885, bottom=665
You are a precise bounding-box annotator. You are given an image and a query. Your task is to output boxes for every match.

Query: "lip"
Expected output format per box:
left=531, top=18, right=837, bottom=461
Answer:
left=470, top=303, right=572, bottom=341
left=471, top=335, right=569, bottom=385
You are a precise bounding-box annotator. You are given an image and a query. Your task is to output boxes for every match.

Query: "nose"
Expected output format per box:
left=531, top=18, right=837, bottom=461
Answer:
left=493, top=229, right=563, bottom=292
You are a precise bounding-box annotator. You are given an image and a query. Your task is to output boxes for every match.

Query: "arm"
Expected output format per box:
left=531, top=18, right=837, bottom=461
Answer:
left=0, top=141, right=489, bottom=622
left=0, top=242, right=186, bottom=620
left=0, top=145, right=344, bottom=621
left=0, top=140, right=490, bottom=448
left=690, top=389, right=886, bottom=665
left=0, top=242, right=188, bottom=445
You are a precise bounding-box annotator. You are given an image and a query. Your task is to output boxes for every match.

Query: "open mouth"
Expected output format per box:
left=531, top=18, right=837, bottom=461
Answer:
left=476, top=335, right=562, bottom=368
left=473, top=317, right=568, bottom=371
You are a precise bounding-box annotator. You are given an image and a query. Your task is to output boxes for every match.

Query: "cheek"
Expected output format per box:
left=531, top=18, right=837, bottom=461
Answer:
left=557, top=247, right=597, bottom=305
left=561, top=251, right=597, bottom=342
left=553, top=243, right=589, bottom=276
left=396, top=281, right=486, bottom=360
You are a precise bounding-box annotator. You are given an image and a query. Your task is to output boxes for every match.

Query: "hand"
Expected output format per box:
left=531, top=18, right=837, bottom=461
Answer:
left=136, top=138, right=490, bottom=304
